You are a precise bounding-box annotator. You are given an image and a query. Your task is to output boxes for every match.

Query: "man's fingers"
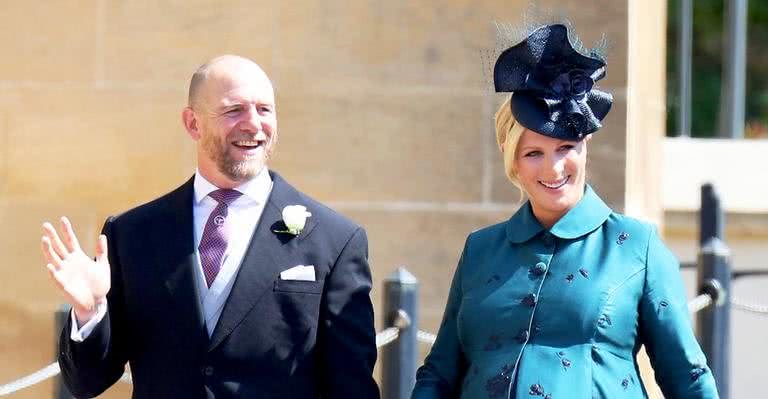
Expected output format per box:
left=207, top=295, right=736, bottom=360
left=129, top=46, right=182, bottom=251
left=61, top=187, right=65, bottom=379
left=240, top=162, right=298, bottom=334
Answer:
left=60, top=216, right=82, bottom=252
left=95, top=234, right=108, bottom=264
left=42, top=222, right=69, bottom=259
left=41, top=236, right=63, bottom=269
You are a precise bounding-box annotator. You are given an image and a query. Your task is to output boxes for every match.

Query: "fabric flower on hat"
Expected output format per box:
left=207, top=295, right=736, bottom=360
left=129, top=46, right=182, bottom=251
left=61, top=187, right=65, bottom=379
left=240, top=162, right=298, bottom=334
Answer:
left=493, top=24, right=613, bottom=140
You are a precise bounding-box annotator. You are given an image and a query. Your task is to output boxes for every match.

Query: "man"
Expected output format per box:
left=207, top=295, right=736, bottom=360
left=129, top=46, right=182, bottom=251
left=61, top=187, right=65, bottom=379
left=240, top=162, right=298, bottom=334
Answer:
left=41, top=55, right=380, bottom=398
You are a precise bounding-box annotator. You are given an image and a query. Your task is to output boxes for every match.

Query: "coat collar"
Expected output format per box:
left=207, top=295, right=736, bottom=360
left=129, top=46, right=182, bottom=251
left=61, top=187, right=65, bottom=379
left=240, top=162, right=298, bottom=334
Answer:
left=162, top=176, right=209, bottom=351
left=506, top=184, right=612, bottom=244
left=193, top=167, right=272, bottom=206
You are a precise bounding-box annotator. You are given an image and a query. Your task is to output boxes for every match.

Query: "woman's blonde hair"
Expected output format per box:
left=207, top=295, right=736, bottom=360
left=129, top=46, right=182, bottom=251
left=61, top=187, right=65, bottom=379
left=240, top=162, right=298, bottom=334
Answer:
left=494, top=96, right=527, bottom=194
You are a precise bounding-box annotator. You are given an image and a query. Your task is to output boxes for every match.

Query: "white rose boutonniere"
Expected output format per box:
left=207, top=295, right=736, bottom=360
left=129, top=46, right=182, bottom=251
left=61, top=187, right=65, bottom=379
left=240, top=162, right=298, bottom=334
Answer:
left=275, top=205, right=312, bottom=235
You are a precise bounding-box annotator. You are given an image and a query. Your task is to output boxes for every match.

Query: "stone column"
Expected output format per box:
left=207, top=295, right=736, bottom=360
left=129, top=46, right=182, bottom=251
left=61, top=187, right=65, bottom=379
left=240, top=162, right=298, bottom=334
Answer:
left=626, top=1, right=669, bottom=398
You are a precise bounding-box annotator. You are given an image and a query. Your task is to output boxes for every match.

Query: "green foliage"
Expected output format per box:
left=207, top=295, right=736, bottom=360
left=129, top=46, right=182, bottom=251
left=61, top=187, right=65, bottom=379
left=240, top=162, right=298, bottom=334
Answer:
left=667, top=0, right=768, bottom=138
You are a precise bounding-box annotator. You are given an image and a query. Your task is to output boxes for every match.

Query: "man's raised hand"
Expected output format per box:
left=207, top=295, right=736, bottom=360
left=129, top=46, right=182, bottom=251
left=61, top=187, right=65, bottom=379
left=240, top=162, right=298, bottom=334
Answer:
left=42, top=217, right=111, bottom=325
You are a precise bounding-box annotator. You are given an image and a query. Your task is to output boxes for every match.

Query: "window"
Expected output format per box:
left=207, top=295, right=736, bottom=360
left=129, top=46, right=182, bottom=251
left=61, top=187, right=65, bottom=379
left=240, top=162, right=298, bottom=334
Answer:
left=666, top=0, right=768, bottom=138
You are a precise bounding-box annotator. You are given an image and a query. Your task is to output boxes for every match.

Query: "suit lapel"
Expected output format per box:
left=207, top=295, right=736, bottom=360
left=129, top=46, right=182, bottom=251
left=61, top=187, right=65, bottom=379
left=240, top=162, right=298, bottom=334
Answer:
left=208, top=171, right=317, bottom=351
left=161, top=177, right=209, bottom=349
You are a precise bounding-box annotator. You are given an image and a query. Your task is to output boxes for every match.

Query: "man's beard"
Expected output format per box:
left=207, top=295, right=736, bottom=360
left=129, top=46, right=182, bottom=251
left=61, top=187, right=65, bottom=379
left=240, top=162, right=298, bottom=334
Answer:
left=201, top=132, right=266, bottom=182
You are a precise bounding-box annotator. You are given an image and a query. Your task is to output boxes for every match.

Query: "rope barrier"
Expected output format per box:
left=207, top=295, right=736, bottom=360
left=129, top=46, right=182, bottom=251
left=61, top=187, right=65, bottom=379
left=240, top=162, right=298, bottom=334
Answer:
left=0, top=326, right=404, bottom=395
left=417, top=330, right=437, bottom=345
left=2, top=293, right=766, bottom=396
left=688, top=293, right=714, bottom=313
left=0, top=362, right=59, bottom=396
left=375, top=326, right=400, bottom=348
left=732, top=297, right=768, bottom=315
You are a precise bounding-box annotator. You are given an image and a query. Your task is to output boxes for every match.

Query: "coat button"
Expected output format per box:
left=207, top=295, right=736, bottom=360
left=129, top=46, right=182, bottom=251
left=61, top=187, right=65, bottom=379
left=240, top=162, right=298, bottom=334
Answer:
left=690, top=364, right=707, bottom=381
left=532, top=262, right=548, bottom=276
left=529, top=383, right=545, bottom=395
left=597, top=314, right=612, bottom=327
left=203, top=366, right=214, bottom=377
left=521, top=293, right=537, bottom=307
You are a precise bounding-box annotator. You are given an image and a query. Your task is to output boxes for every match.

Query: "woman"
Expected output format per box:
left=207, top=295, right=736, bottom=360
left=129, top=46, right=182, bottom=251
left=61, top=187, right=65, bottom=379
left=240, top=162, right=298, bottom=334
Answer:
left=411, top=24, right=719, bottom=398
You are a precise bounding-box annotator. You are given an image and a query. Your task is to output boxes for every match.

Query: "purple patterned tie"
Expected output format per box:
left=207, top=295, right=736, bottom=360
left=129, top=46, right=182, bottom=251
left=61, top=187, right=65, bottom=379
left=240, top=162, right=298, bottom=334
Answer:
left=199, top=189, right=242, bottom=287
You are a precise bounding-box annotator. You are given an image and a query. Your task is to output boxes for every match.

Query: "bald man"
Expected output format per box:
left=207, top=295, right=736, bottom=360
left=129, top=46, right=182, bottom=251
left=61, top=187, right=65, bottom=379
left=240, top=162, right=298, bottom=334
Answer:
left=44, top=55, right=379, bottom=398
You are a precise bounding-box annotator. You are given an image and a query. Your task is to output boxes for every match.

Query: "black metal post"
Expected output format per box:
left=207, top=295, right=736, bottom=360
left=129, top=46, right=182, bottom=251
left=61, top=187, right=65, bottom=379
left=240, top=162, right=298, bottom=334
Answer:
left=696, top=184, right=730, bottom=398
left=381, top=267, right=419, bottom=399
left=678, top=0, right=693, bottom=137
left=718, top=0, right=748, bottom=138
left=55, top=305, right=75, bottom=399
left=700, top=184, right=724, bottom=245
left=697, top=238, right=731, bottom=398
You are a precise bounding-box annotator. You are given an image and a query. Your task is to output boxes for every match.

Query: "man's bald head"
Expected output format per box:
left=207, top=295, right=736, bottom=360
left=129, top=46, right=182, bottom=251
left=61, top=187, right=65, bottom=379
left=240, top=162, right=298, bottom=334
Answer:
left=181, top=54, right=278, bottom=188
left=187, top=55, right=271, bottom=109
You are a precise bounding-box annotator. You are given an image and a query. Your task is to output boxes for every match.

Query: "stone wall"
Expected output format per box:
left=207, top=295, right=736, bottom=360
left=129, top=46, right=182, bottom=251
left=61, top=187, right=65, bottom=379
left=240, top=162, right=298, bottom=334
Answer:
left=0, top=1, right=667, bottom=397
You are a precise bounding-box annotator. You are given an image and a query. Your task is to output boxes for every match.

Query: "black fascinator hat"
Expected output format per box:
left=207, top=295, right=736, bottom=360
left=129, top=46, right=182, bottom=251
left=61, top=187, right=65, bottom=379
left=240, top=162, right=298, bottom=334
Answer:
left=494, top=24, right=613, bottom=140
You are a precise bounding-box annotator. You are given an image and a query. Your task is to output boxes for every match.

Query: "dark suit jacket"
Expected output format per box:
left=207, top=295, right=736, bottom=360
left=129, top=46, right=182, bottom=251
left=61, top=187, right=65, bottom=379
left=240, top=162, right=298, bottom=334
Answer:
left=58, top=171, right=380, bottom=398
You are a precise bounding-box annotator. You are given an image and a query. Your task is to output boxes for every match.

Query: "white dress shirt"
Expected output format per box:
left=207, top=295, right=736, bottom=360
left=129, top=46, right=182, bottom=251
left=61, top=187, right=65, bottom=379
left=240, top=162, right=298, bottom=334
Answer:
left=72, top=168, right=273, bottom=340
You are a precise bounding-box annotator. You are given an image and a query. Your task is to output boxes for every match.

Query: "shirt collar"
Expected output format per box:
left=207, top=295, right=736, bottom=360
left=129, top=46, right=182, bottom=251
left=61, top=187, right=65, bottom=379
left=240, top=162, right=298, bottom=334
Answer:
left=193, top=168, right=273, bottom=205
left=506, top=184, right=612, bottom=244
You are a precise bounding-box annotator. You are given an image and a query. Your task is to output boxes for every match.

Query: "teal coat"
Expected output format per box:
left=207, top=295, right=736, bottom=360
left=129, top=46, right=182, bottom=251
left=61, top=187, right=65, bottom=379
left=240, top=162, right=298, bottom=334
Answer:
left=412, top=186, right=719, bottom=398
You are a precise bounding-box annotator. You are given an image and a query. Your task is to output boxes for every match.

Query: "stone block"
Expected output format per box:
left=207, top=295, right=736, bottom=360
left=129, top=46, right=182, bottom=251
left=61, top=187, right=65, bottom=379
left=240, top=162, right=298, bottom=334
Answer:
left=276, top=0, right=529, bottom=90
left=272, top=88, right=486, bottom=203
left=534, top=0, right=629, bottom=89
left=1, top=87, right=195, bottom=214
left=0, top=1, right=99, bottom=83
left=0, top=303, right=56, bottom=399
left=0, top=201, right=101, bottom=306
left=0, top=112, right=6, bottom=195
left=340, top=208, right=515, bottom=332
left=103, top=1, right=277, bottom=85
left=586, top=92, right=627, bottom=211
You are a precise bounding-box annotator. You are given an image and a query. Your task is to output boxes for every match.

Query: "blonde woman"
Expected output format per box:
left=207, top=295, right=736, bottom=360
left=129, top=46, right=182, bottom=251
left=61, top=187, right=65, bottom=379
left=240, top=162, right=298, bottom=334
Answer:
left=411, top=24, right=719, bottom=399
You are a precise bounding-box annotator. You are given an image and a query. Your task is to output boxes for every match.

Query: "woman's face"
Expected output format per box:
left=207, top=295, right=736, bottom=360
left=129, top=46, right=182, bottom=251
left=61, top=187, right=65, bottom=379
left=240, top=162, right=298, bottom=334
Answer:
left=514, top=129, right=588, bottom=227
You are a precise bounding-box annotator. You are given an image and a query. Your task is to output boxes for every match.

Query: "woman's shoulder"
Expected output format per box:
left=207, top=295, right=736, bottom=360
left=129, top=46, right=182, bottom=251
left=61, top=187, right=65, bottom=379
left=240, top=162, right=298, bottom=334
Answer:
left=604, top=211, right=658, bottom=241
left=455, top=221, right=513, bottom=260
left=466, top=220, right=509, bottom=243
left=601, top=212, right=678, bottom=269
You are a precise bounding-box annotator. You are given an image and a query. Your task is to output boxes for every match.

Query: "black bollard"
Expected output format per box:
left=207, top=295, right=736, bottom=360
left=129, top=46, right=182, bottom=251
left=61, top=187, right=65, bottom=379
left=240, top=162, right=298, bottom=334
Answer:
left=697, top=238, right=731, bottom=399
left=381, top=267, right=419, bottom=399
left=699, top=184, right=724, bottom=245
left=696, top=184, right=730, bottom=398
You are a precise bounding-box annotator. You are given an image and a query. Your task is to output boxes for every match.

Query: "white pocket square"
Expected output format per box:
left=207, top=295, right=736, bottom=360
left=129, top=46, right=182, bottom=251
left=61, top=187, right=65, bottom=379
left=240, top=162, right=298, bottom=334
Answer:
left=279, top=265, right=316, bottom=281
